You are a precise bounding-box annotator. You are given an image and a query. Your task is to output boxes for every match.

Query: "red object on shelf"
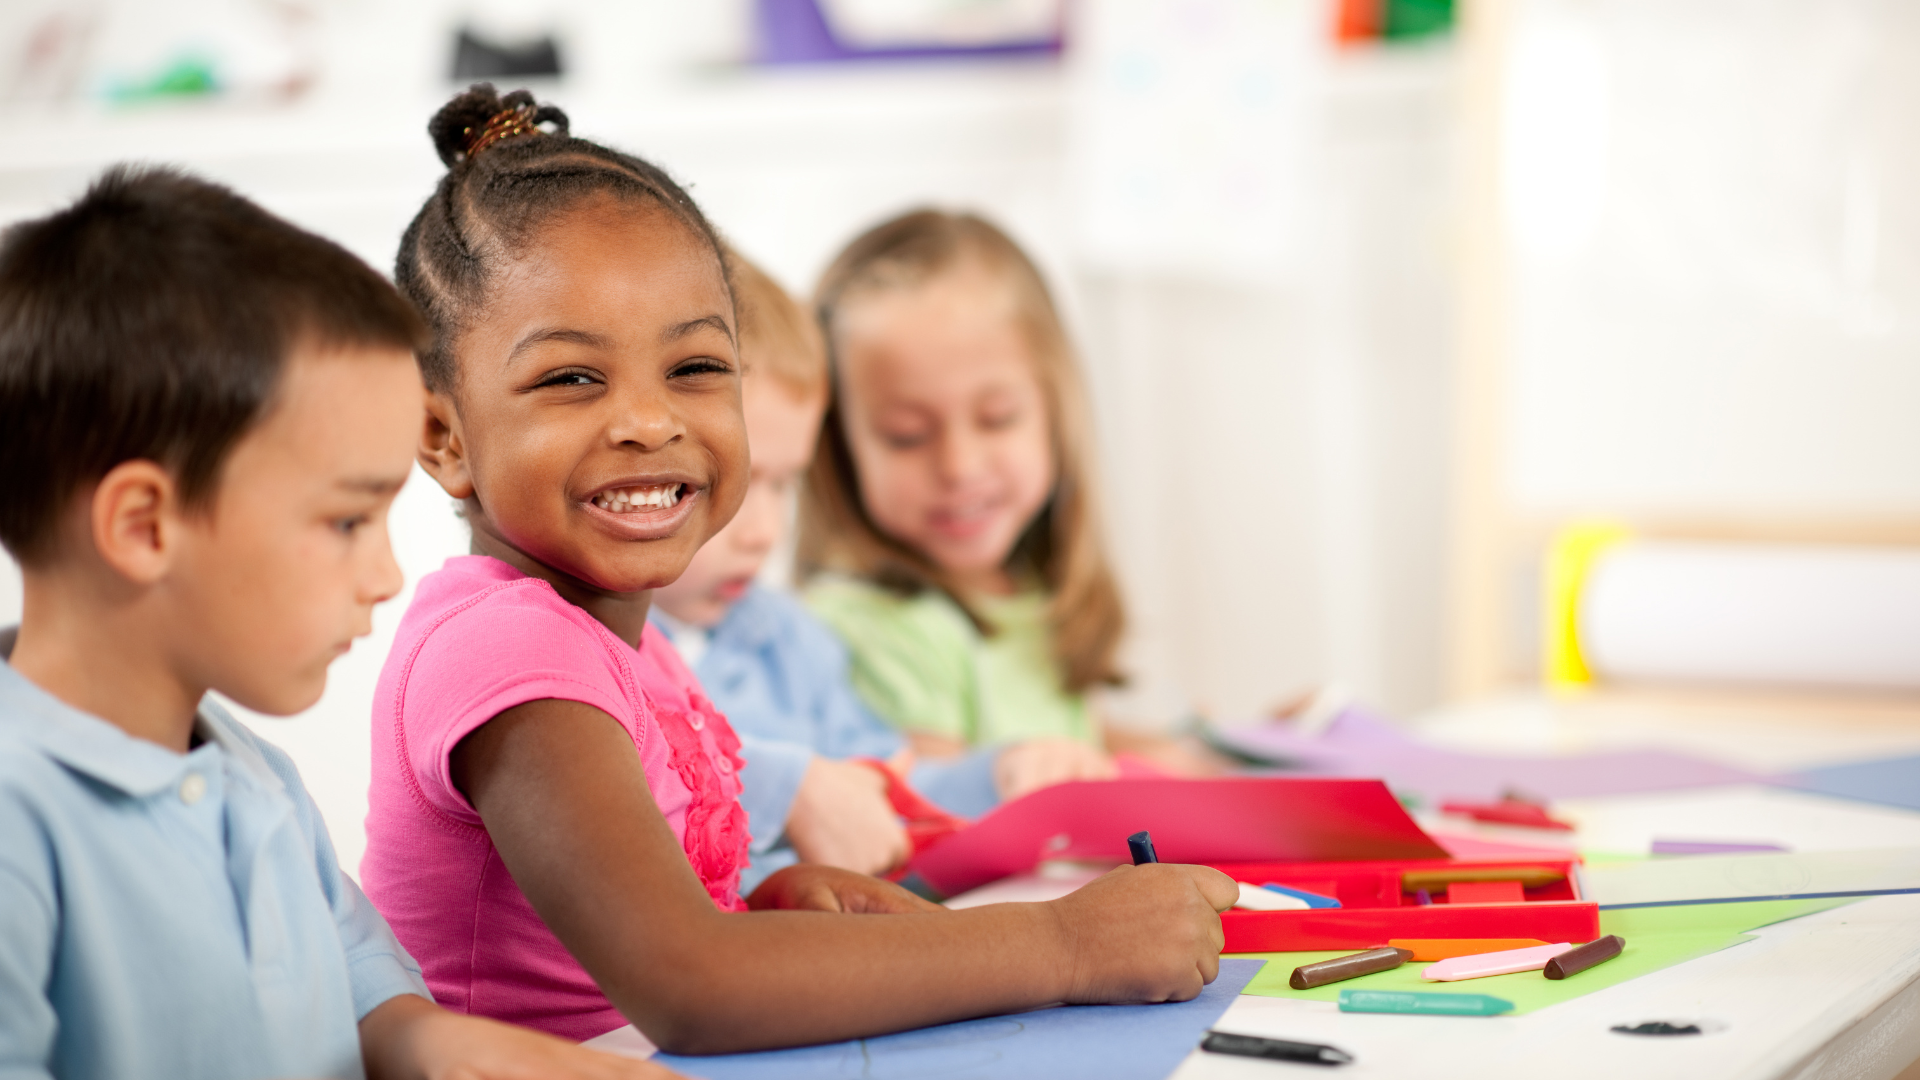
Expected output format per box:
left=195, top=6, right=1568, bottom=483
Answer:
left=1211, top=857, right=1599, bottom=953
left=1334, top=0, right=1383, bottom=43
left=1440, top=799, right=1576, bottom=831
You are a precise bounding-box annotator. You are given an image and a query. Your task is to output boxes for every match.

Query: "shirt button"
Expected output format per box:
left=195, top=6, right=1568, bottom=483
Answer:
left=689, top=713, right=705, bottom=731
left=179, top=772, right=207, bottom=806
left=716, top=756, right=733, bottom=774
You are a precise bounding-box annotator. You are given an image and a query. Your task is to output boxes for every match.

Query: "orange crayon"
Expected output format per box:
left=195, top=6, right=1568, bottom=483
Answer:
left=1389, top=938, right=1552, bottom=962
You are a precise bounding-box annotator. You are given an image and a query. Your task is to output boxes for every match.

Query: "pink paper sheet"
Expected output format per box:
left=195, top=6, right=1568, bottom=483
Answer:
left=1212, top=710, right=1760, bottom=803
left=909, top=776, right=1449, bottom=895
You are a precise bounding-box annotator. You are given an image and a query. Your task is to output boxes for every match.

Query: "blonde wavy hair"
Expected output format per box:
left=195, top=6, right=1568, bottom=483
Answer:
left=798, top=210, right=1126, bottom=693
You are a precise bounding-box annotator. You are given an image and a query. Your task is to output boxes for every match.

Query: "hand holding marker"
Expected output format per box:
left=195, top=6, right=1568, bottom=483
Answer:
left=1131, top=833, right=1360, bottom=1067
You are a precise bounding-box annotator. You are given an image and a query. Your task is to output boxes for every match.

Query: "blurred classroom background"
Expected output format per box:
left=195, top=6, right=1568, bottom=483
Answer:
left=2, top=0, right=1917, bottom=872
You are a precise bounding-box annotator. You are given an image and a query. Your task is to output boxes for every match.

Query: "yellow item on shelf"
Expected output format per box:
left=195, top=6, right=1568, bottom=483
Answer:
left=1541, top=522, right=1632, bottom=691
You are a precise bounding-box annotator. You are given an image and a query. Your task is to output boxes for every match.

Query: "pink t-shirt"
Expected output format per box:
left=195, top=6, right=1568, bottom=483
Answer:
left=362, top=555, right=749, bottom=1042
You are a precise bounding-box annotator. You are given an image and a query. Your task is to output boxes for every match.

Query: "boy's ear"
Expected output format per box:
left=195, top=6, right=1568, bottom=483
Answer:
left=89, top=460, right=180, bottom=585
left=417, top=388, right=474, bottom=499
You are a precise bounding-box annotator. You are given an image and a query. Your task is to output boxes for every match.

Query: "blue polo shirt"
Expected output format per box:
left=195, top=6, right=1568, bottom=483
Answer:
left=0, top=647, right=427, bottom=1080
left=652, top=585, right=1000, bottom=893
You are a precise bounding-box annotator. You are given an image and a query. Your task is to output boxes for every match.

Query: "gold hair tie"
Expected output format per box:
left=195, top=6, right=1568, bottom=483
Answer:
left=463, top=104, right=540, bottom=160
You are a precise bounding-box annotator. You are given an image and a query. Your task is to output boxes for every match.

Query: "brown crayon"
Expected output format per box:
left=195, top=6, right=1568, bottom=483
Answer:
left=1290, top=947, right=1415, bottom=990
left=1543, top=935, right=1625, bottom=979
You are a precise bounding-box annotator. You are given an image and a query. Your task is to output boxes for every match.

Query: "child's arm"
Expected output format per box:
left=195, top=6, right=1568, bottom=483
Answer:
left=453, top=699, right=1236, bottom=1056
left=358, top=993, right=683, bottom=1079
left=785, top=756, right=911, bottom=874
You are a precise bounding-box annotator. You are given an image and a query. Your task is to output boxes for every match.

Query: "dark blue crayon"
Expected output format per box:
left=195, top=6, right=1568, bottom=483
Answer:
left=1128, top=831, right=1159, bottom=865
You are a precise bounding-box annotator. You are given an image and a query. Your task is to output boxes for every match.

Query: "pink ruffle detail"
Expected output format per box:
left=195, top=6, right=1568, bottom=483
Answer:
left=653, top=689, right=750, bottom=912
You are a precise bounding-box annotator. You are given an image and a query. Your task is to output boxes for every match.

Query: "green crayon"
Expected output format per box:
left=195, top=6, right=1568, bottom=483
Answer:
left=1338, top=990, right=1514, bottom=1016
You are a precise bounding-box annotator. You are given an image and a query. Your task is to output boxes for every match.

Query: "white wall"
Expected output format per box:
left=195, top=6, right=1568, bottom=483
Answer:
left=0, top=11, right=1462, bottom=867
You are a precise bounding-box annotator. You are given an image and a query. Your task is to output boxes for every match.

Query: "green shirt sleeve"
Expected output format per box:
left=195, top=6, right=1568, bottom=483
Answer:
left=805, top=579, right=977, bottom=742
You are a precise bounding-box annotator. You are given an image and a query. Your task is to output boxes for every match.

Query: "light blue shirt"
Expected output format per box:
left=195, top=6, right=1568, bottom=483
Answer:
left=652, top=586, right=1000, bottom=893
left=0, top=648, right=428, bottom=1080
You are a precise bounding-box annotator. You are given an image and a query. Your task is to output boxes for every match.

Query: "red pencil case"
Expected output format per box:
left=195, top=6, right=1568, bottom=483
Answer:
left=1210, top=856, right=1598, bottom=952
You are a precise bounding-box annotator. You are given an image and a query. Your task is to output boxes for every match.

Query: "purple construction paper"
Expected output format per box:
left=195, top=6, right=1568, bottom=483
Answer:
left=754, top=0, right=1061, bottom=64
left=1651, top=839, right=1790, bottom=855
left=1212, top=710, right=1761, bottom=803
left=655, top=958, right=1264, bottom=1080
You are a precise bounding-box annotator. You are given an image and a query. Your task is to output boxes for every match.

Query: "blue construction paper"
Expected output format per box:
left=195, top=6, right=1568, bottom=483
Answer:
left=1776, top=754, right=1920, bottom=812
left=656, top=958, right=1265, bottom=1080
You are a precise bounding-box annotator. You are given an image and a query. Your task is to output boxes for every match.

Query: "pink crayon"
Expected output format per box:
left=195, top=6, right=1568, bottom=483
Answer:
left=1421, top=942, right=1574, bottom=982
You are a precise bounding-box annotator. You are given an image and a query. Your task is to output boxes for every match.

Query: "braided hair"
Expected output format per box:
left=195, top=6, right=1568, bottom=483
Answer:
left=396, top=84, right=731, bottom=391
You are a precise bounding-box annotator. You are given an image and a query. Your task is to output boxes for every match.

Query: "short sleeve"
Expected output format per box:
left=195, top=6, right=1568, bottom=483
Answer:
left=0, top=779, right=57, bottom=1080
left=221, top=708, right=431, bottom=1018
left=398, top=596, right=634, bottom=822
left=805, top=581, right=976, bottom=742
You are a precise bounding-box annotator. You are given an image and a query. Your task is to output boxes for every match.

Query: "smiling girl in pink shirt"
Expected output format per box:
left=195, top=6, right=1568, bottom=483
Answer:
left=358, top=84, right=1235, bottom=1056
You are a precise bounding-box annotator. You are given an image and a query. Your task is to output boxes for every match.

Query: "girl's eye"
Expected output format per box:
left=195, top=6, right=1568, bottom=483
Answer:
left=670, top=358, right=734, bottom=379
left=535, top=370, right=598, bottom=388
left=882, top=431, right=929, bottom=450
left=981, top=408, right=1020, bottom=430
left=333, top=515, right=370, bottom=537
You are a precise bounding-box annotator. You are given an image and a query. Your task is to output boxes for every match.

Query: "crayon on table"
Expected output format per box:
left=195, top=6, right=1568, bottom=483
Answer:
left=1544, top=935, right=1625, bottom=979
left=1128, top=831, right=1158, bottom=865
left=1390, top=939, right=1550, bottom=962
left=1338, top=990, right=1514, bottom=1016
left=1422, top=942, right=1573, bottom=982
left=1201, top=1031, right=1353, bottom=1066
left=1290, top=947, right=1414, bottom=989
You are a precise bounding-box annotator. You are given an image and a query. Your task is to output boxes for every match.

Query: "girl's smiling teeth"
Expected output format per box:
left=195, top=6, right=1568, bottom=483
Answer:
left=591, top=483, right=686, bottom=513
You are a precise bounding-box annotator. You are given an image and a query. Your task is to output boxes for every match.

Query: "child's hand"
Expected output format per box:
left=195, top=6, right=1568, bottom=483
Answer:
left=993, top=738, right=1119, bottom=800
left=747, top=864, right=945, bottom=914
left=1047, top=863, right=1237, bottom=1005
left=787, top=757, right=911, bottom=875
left=360, top=993, right=683, bottom=1079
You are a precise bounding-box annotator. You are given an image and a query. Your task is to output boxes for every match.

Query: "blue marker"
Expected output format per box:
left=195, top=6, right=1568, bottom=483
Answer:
left=1262, top=883, right=1342, bottom=909
left=1128, top=831, right=1159, bottom=865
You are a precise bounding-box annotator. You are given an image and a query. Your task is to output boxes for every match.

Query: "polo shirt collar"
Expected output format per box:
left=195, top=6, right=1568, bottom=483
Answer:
left=0, top=656, right=280, bottom=799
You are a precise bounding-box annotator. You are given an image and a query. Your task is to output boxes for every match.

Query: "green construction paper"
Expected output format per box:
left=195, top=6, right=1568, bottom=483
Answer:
left=1234, top=898, right=1852, bottom=1015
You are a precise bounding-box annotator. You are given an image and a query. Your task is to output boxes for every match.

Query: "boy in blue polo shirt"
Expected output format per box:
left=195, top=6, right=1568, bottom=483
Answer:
left=0, top=168, right=674, bottom=1080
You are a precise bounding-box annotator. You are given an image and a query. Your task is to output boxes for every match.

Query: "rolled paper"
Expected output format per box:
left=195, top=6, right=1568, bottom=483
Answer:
left=1544, top=935, right=1625, bottom=979
left=1289, top=947, right=1414, bottom=990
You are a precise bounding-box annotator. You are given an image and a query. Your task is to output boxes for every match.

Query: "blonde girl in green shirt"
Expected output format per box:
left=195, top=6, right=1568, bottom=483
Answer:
left=800, top=211, right=1213, bottom=800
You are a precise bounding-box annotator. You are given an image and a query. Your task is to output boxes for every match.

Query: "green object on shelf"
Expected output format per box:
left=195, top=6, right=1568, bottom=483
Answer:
left=109, top=56, right=220, bottom=103
left=1383, top=0, right=1453, bottom=40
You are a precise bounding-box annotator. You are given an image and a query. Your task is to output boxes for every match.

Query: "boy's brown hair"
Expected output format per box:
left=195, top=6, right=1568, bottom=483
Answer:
left=730, top=251, right=826, bottom=400
left=0, top=166, right=426, bottom=566
left=799, top=210, right=1126, bottom=693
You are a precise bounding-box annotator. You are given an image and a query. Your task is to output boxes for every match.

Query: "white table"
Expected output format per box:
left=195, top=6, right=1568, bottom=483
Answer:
left=948, top=784, right=1920, bottom=1080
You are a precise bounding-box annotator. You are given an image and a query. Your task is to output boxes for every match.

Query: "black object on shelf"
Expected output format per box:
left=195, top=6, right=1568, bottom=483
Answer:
left=452, top=28, right=563, bottom=80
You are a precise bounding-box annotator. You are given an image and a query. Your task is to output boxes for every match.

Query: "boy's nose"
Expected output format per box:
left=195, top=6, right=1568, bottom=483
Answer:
left=364, top=523, right=405, bottom=605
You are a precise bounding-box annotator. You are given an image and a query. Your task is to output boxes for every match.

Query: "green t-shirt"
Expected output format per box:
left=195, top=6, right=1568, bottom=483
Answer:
left=804, top=576, right=1095, bottom=748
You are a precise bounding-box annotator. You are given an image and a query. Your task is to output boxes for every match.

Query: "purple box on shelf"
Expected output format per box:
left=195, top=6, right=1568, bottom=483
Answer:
left=754, top=0, right=1061, bottom=64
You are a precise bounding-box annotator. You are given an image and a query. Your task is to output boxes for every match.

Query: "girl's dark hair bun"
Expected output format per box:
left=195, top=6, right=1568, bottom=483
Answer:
left=427, top=83, right=570, bottom=168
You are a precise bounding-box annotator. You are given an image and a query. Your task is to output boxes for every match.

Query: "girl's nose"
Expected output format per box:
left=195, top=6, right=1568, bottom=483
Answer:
left=935, top=427, right=986, bottom=483
left=607, top=388, right=681, bottom=450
